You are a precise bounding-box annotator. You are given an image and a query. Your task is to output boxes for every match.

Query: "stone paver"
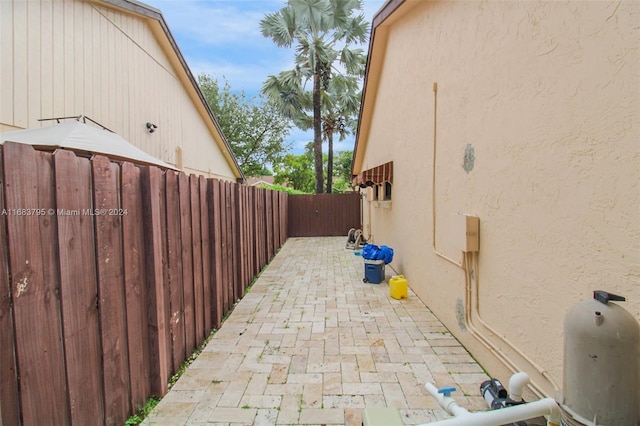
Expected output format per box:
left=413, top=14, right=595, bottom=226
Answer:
left=143, top=237, right=489, bottom=425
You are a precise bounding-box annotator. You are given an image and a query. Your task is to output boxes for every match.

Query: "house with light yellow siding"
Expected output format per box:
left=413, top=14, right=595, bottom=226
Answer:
left=353, top=0, right=639, bottom=399
left=0, top=0, right=243, bottom=181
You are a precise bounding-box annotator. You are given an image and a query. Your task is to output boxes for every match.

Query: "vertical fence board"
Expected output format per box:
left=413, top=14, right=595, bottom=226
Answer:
left=233, top=184, right=243, bottom=299
left=258, top=189, right=266, bottom=270
left=234, top=185, right=242, bottom=296
left=178, top=173, right=195, bottom=355
left=265, top=190, right=273, bottom=261
left=190, top=176, right=204, bottom=343
left=227, top=181, right=234, bottom=308
left=258, top=188, right=265, bottom=271
left=242, top=186, right=250, bottom=292
left=280, top=191, right=287, bottom=246
left=209, top=179, right=223, bottom=328
left=4, top=145, right=70, bottom=425
left=250, top=187, right=258, bottom=276
left=199, top=176, right=212, bottom=334
left=242, top=186, right=250, bottom=291
left=247, top=187, right=256, bottom=279
left=218, top=180, right=228, bottom=315
left=250, top=190, right=257, bottom=277
left=226, top=182, right=236, bottom=306
left=92, top=155, right=131, bottom=425
left=143, top=166, right=170, bottom=397
left=0, top=144, right=27, bottom=425
left=165, top=171, right=185, bottom=372
left=121, top=162, right=151, bottom=410
left=158, top=168, right=171, bottom=378
left=0, top=163, right=19, bottom=425
left=54, top=149, right=105, bottom=424
left=272, top=191, right=279, bottom=253
left=0, top=146, right=22, bottom=426
left=254, top=188, right=261, bottom=271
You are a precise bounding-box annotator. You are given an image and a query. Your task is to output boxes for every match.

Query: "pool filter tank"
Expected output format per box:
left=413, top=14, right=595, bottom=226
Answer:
left=560, top=290, right=640, bottom=425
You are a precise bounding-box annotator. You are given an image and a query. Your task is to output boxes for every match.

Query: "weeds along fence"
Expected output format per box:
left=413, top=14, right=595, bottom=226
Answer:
left=0, top=142, right=288, bottom=426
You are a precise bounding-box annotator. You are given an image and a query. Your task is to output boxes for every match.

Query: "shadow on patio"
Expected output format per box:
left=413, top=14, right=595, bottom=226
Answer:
left=143, top=236, right=489, bottom=425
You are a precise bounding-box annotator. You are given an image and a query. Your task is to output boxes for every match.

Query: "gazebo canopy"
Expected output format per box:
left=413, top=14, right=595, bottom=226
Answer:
left=0, top=120, right=176, bottom=170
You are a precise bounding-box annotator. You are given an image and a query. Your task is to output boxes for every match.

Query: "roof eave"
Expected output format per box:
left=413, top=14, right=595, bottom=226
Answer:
left=352, top=0, right=408, bottom=178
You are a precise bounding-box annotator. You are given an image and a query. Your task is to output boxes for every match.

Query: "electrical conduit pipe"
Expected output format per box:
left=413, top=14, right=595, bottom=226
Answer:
left=431, top=82, right=560, bottom=398
left=422, top=382, right=561, bottom=426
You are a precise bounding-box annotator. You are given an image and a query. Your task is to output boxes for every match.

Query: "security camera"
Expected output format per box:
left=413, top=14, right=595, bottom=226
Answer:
left=146, top=122, right=158, bottom=133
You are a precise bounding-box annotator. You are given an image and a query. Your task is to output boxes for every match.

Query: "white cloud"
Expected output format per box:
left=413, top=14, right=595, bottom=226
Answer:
left=149, top=0, right=282, bottom=46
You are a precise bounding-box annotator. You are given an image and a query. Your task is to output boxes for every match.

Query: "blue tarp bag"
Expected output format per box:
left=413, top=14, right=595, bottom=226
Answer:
left=362, top=244, right=394, bottom=264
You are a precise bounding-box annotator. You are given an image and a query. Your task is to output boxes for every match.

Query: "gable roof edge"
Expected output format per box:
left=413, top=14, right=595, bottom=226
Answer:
left=97, top=0, right=246, bottom=182
left=352, top=0, right=407, bottom=178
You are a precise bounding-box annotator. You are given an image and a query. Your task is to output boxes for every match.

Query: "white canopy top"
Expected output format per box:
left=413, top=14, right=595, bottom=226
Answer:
left=0, top=120, right=176, bottom=170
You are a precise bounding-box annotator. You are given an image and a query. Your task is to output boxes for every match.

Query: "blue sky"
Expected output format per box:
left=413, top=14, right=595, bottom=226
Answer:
left=143, top=0, right=387, bottom=155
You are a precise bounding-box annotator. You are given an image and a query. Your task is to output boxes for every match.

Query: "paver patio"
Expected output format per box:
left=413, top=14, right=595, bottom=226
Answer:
left=143, top=236, right=489, bottom=425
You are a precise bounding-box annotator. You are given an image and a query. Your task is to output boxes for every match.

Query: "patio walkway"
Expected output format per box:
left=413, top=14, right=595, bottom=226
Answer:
left=143, top=237, right=489, bottom=425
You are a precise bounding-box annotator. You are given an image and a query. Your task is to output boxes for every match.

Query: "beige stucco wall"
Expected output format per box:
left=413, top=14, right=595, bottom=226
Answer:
left=358, top=0, right=639, bottom=398
left=0, top=0, right=238, bottom=181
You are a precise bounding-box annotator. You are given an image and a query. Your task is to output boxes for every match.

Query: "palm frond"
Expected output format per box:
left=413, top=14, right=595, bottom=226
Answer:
left=339, top=46, right=366, bottom=76
left=289, top=0, right=331, bottom=35
left=260, top=9, right=297, bottom=47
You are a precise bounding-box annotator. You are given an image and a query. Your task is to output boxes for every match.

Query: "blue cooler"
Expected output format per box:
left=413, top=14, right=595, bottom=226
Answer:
left=364, top=259, right=385, bottom=284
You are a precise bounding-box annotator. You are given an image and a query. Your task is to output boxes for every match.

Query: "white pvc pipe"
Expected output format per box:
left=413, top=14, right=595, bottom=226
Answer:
left=418, top=393, right=560, bottom=426
left=424, top=383, right=470, bottom=417
left=508, top=372, right=530, bottom=402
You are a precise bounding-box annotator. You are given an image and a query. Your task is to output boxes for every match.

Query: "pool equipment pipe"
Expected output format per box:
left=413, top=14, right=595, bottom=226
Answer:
left=422, top=373, right=561, bottom=426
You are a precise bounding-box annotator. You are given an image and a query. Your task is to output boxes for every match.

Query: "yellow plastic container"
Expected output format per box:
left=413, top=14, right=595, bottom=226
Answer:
left=389, top=275, right=408, bottom=300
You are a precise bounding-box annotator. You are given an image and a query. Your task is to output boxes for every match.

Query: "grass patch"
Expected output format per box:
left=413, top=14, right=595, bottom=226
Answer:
left=124, top=397, right=161, bottom=425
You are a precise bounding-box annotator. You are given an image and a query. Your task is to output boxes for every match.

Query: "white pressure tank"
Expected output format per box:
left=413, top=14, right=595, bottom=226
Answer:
left=560, top=290, right=640, bottom=425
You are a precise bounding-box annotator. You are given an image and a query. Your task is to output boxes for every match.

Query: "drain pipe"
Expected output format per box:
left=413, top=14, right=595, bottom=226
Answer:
left=423, top=380, right=561, bottom=426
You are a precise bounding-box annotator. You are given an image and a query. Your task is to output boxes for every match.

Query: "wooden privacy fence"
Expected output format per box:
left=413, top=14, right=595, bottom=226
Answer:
left=288, top=192, right=362, bottom=237
left=0, top=142, right=287, bottom=426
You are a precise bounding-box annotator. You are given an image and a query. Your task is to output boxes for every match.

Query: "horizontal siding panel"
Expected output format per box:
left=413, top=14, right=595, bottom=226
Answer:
left=3, top=0, right=237, bottom=180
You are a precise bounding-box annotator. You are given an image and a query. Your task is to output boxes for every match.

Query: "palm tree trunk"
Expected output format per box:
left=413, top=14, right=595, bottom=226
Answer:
left=313, top=67, right=323, bottom=194
left=326, top=131, right=333, bottom=193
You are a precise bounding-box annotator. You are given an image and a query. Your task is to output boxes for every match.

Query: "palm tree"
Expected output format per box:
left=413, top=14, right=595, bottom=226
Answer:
left=321, top=73, right=362, bottom=192
left=260, top=0, right=368, bottom=193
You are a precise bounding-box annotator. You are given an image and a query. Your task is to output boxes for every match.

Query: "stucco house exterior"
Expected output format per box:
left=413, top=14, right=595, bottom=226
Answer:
left=353, top=0, right=639, bottom=399
left=0, top=0, right=243, bottom=181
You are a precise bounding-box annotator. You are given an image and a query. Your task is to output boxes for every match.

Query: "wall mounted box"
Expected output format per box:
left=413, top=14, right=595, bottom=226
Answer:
left=455, top=214, right=480, bottom=252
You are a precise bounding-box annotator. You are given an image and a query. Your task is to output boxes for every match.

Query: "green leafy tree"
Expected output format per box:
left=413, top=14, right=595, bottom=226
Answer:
left=198, top=74, right=292, bottom=177
left=260, top=0, right=368, bottom=193
left=331, top=149, right=354, bottom=192
left=273, top=147, right=315, bottom=193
